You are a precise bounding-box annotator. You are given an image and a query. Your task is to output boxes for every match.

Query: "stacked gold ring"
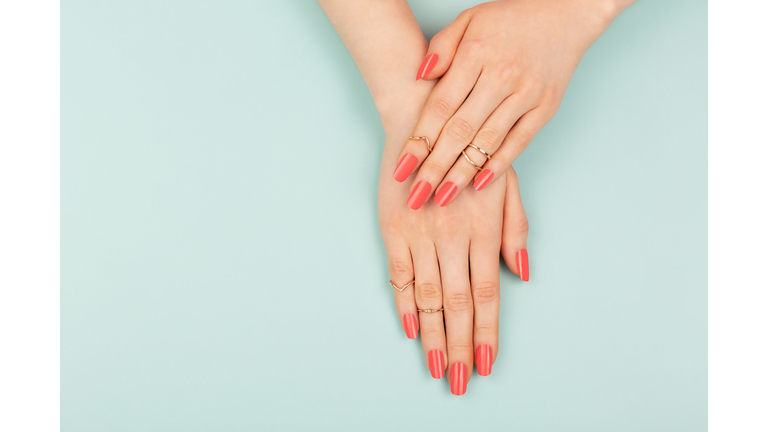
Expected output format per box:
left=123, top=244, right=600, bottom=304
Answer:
left=461, top=143, right=491, bottom=171
left=417, top=308, right=444, bottom=313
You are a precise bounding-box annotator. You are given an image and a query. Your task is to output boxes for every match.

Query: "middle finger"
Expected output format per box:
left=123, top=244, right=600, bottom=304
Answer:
left=437, top=237, right=474, bottom=396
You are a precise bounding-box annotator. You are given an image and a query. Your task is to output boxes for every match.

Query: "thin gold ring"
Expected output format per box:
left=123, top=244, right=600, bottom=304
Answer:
left=461, top=143, right=491, bottom=171
left=408, top=136, right=432, bottom=153
left=417, top=308, right=444, bottom=313
left=390, top=279, right=415, bottom=292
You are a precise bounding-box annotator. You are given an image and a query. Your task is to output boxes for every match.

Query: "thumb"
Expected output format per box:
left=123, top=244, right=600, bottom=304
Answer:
left=500, top=167, right=530, bottom=282
left=416, top=7, right=476, bottom=81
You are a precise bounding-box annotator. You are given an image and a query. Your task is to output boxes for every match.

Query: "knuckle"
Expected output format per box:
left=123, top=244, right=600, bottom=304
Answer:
left=390, top=260, right=413, bottom=278
left=430, top=96, right=455, bottom=119
left=472, top=281, right=499, bottom=304
left=509, top=127, right=534, bottom=151
left=474, top=322, right=497, bottom=332
left=420, top=328, right=444, bottom=339
left=445, top=292, right=472, bottom=312
left=416, top=282, right=442, bottom=300
left=448, top=343, right=474, bottom=353
left=473, top=127, right=502, bottom=149
left=508, top=217, right=530, bottom=236
left=447, top=117, right=474, bottom=141
left=462, top=40, right=485, bottom=61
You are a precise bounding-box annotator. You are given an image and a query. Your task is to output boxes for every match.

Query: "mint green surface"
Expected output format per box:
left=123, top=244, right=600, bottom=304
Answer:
left=62, top=0, right=706, bottom=430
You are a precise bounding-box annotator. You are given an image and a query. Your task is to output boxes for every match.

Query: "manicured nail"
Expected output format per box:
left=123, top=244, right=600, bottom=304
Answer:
left=403, top=313, right=418, bottom=339
left=416, top=53, right=438, bottom=80
left=407, top=181, right=432, bottom=210
left=517, top=249, right=529, bottom=281
left=473, top=169, right=494, bottom=191
left=476, top=345, right=492, bottom=376
left=394, top=154, right=418, bottom=182
left=428, top=350, right=445, bottom=379
left=434, top=182, right=457, bottom=207
left=450, top=362, right=467, bottom=395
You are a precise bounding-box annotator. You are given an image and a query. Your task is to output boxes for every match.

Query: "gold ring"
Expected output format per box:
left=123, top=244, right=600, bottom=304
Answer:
left=462, top=143, right=491, bottom=171
left=417, top=308, right=444, bottom=313
left=390, top=279, right=415, bottom=292
left=408, top=136, right=432, bottom=153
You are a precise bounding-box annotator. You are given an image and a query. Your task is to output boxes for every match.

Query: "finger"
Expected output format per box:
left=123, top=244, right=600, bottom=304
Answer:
left=412, top=243, right=446, bottom=379
left=386, top=241, right=419, bottom=338
left=437, top=238, right=473, bottom=395
left=473, top=107, right=550, bottom=193
left=393, top=57, right=483, bottom=190
left=469, top=212, right=503, bottom=377
left=432, top=90, right=536, bottom=207
left=408, top=71, right=510, bottom=209
left=416, top=7, right=477, bottom=80
left=500, top=167, right=530, bottom=281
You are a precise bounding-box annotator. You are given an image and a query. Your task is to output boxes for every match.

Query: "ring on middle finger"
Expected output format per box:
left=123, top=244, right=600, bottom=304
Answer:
left=462, top=143, right=492, bottom=171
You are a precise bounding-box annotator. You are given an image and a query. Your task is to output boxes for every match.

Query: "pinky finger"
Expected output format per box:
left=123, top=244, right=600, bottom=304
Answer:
left=500, top=167, right=530, bottom=281
left=472, top=108, right=549, bottom=192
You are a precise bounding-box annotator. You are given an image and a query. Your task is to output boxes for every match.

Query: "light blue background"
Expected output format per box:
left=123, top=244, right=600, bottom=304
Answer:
left=62, top=0, right=706, bottom=430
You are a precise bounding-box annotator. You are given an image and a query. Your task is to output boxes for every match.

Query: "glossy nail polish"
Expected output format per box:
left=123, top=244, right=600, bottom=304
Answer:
left=476, top=345, right=492, bottom=376
left=407, top=181, right=431, bottom=210
left=450, top=362, right=467, bottom=395
left=517, top=249, right=529, bottom=282
left=393, top=154, right=418, bottom=182
left=404, top=313, right=419, bottom=339
left=428, top=350, right=445, bottom=379
left=434, top=182, right=457, bottom=207
left=416, top=53, right=438, bottom=80
left=473, top=169, right=494, bottom=191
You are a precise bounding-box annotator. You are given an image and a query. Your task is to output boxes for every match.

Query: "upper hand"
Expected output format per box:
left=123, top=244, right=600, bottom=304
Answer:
left=393, top=0, right=621, bottom=209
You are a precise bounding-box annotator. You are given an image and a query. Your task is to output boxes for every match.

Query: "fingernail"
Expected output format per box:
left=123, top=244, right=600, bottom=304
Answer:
left=434, top=182, right=457, bottom=207
left=517, top=249, right=529, bottom=281
left=428, top=350, right=445, bottom=379
left=476, top=345, right=492, bottom=376
left=416, top=53, right=438, bottom=80
left=394, top=154, right=418, bottom=182
left=407, top=181, right=431, bottom=210
left=450, top=362, right=467, bottom=395
left=404, top=313, right=418, bottom=339
left=473, top=169, right=494, bottom=191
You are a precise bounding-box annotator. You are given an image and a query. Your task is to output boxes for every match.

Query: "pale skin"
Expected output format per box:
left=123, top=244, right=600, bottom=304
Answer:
left=318, top=0, right=529, bottom=394
left=398, top=0, right=637, bottom=206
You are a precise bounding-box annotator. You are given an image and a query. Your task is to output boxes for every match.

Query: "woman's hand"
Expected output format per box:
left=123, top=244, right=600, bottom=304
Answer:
left=381, top=136, right=529, bottom=395
left=318, top=0, right=530, bottom=394
left=394, top=0, right=634, bottom=208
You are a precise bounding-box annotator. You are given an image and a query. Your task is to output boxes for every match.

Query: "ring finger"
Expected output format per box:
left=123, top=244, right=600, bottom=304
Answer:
left=412, top=243, right=447, bottom=379
left=433, top=89, right=537, bottom=207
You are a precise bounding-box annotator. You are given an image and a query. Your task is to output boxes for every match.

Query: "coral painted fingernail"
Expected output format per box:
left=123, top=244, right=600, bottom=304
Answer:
left=404, top=313, right=419, bottom=339
left=473, top=169, right=494, bottom=191
left=407, top=181, right=432, bottom=210
left=416, top=53, right=438, bottom=80
left=428, top=350, right=445, bottom=379
left=450, top=362, right=467, bottom=395
left=476, top=345, right=492, bottom=376
left=394, top=154, right=418, bottom=182
left=517, top=249, right=529, bottom=281
left=434, top=182, right=457, bottom=207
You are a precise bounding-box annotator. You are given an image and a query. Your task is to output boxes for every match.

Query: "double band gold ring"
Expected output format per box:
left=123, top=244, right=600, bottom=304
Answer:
left=461, top=143, right=492, bottom=171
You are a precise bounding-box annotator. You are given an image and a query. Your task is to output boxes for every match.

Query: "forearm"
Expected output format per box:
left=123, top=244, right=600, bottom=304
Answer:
left=317, top=0, right=430, bottom=126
